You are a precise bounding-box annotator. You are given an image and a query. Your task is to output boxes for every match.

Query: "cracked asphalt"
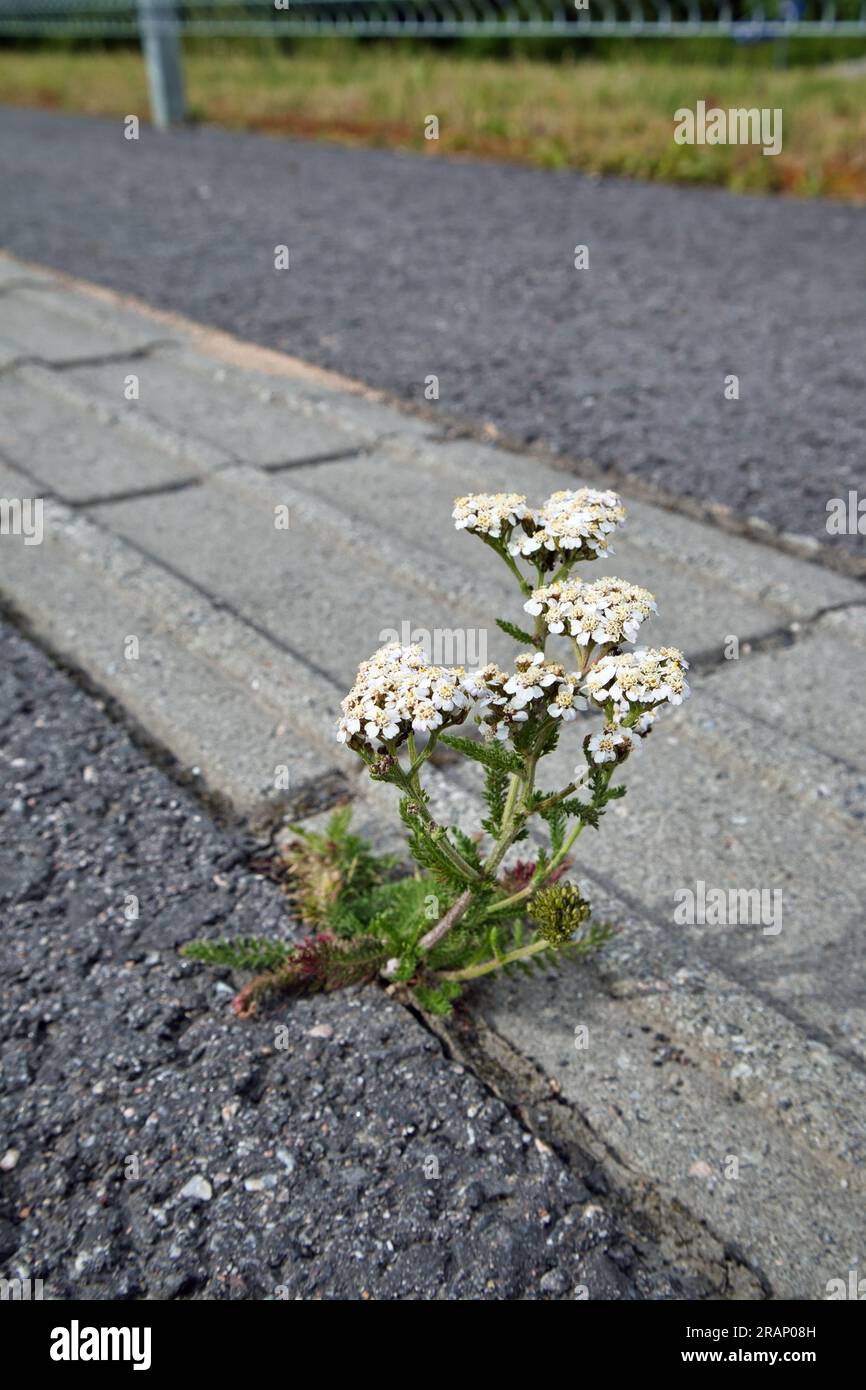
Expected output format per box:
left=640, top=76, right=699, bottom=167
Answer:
left=0, top=617, right=694, bottom=1300
left=1, top=106, right=864, bottom=549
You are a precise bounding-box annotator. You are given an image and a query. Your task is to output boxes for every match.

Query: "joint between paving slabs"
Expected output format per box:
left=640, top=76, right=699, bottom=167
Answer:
left=0, top=340, right=178, bottom=380
left=56, top=504, right=346, bottom=692
left=688, top=595, right=866, bottom=675
left=259, top=442, right=377, bottom=473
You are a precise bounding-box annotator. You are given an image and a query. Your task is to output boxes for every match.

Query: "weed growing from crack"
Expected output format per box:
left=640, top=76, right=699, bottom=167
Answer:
left=185, top=488, right=690, bottom=1016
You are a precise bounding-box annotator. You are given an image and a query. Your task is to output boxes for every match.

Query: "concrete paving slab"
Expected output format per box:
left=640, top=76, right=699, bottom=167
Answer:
left=0, top=282, right=175, bottom=365
left=0, top=257, right=59, bottom=290
left=0, top=366, right=228, bottom=501
left=94, top=465, right=500, bottom=688
left=679, top=679, right=866, bottom=834
left=695, top=630, right=866, bottom=774
left=473, top=940, right=866, bottom=1300
left=289, top=441, right=863, bottom=665
left=562, top=726, right=864, bottom=1059
left=381, top=435, right=865, bottom=621
left=67, top=344, right=382, bottom=468
left=0, top=462, right=342, bottom=818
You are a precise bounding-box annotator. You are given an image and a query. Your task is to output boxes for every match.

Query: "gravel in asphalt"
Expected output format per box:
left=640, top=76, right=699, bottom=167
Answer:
left=1, top=107, right=864, bottom=550
left=0, top=618, right=689, bottom=1300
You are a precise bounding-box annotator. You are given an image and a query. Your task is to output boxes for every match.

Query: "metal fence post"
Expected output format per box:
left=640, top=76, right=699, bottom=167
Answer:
left=137, top=0, right=186, bottom=129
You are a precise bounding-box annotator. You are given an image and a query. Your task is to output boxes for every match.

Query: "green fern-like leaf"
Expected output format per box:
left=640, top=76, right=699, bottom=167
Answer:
left=399, top=800, right=473, bottom=889
left=181, top=937, right=292, bottom=971
left=539, top=801, right=567, bottom=855
left=451, top=827, right=484, bottom=870
left=413, top=979, right=463, bottom=1016
left=438, top=734, right=523, bottom=774
left=496, top=617, right=539, bottom=646
left=481, top=765, right=508, bottom=837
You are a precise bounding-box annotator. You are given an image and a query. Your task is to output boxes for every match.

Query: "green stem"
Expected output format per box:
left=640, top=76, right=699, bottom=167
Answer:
left=391, top=763, right=484, bottom=886
left=440, top=938, right=551, bottom=981
left=408, top=730, right=437, bottom=781
left=484, top=771, right=523, bottom=876
left=483, top=771, right=612, bottom=920
left=532, top=780, right=580, bottom=817
left=481, top=534, right=533, bottom=596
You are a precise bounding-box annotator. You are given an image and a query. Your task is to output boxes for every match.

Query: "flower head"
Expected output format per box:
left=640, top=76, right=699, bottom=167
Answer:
left=525, top=576, right=657, bottom=647
left=476, top=653, right=586, bottom=741
left=452, top=492, right=529, bottom=541
left=509, top=488, right=625, bottom=566
left=585, top=723, right=635, bottom=765
left=337, top=643, right=477, bottom=752
left=584, top=647, right=690, bottom=719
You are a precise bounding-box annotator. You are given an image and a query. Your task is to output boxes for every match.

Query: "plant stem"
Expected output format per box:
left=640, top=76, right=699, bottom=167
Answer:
left=391, top=762, right=484, bottom=886
left=483, top=814, right=589, bottom=919
left=532, top=780, right=580, bottom=817
left=408, top=730, right=437, bottom=781
left=489, top=772, right=522, bottom=856
left=417, top=888, right=473, bottom=953
left=440, top=937, right=551, bottom=981
left=482, top=771, right=522, bottom=873
left=481, top=534, right=533, bottom=596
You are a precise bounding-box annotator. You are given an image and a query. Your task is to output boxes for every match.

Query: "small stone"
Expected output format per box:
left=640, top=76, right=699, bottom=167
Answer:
left=689, top=1160, right=713, bottom=1179
left=307, top=1023, right=333, bottom=1039
left=179, top=1176, right=212, bottom=1202
left=244, top=1173, right=278, bottom=1192
left=540, top=1268, right=569, bottom=1296
left=0, top=1148, right=20, bottom=1171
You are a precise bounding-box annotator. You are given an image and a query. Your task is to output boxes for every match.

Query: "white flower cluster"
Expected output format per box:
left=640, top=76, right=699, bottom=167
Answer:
left=337, top=643, right=478, bottom=751
left=586, top=724, right=635, bottom=765
left=525, top=576, right=657, bottom=647
left=584, top=647, right=690, bottom=720
left=508, top=488, right=625, bottom=563
left=452, top=492, right=529, bottom=540
left=475, top=652, right=587, bottom=741
left=453, top=487, right=625, bottom=566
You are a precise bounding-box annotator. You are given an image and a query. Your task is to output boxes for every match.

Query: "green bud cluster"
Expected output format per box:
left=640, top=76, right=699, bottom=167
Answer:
left=529, top=882, right=591, bottom=947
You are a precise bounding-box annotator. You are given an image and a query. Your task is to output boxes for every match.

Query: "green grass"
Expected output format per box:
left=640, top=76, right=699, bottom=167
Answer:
left=2, top=41, right=866, bottom=199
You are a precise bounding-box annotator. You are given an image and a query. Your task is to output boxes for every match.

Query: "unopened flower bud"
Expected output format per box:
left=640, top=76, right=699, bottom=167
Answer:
left=529, top=882, right=591, bottom=948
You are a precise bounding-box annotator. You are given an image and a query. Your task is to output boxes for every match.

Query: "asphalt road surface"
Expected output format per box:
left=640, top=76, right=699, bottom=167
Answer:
left=1, top=105, right=864, bottom=549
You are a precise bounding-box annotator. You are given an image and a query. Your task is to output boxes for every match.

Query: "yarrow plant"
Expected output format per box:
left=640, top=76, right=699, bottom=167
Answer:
left=185, top=487, right=690, bottom=1016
